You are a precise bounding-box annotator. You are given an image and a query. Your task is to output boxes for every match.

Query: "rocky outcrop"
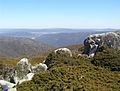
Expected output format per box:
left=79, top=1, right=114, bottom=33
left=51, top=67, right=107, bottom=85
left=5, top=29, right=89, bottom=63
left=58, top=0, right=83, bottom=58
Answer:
left=0, top=58, right=48, bottom=91
left=54, top=48, right=72, bottom=57
left=84, top=31, right=120, bottom=57
left=0, top=64, right=15, bottom=82
left=15, top=58, right=32, bottom=80
left=14, top=58, right=48, bottom=85
left=32, top=63, right=48, bottom=73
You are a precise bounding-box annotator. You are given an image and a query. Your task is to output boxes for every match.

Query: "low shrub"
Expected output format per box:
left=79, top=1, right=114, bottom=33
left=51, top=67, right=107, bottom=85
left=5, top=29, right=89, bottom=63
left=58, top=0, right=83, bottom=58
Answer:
left=91, top=48, right=120, bottom=71
left=17, top=50, right=120, bottom=91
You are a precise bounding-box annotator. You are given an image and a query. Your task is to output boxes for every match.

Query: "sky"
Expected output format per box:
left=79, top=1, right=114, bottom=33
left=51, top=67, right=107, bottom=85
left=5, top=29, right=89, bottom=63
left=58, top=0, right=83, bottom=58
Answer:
left=0, top=0, right=120, bottom=29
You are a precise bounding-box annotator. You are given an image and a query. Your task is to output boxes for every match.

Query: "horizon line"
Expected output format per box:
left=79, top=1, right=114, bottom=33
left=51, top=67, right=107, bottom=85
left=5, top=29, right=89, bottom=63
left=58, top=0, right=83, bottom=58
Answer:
left=0, top=28, right=117, bottom=30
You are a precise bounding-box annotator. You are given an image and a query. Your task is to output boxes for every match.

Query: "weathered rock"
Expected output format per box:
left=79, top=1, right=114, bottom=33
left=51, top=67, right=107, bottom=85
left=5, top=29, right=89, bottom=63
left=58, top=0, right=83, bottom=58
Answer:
left=103, top=32, right=120, bottom=49
left=0, top=80, right=16, bottom=91
left=14, top=58, right=48, bottom=85
left=0, top=57, right=48, bottom=91
left=84, top=31, right=120, bottom=57
left=0, top=64, right=15, bottom=82
left=83, top=37, right=100, bottom=57
left=0, top=84, right=2, bottom=91
left=15, top=58, right=32, bottom=80
left=18, top=73, right=34, bottom=85
left=54, top=48, right=72, bottom=57
left=32, top=63, right=48, bottom=73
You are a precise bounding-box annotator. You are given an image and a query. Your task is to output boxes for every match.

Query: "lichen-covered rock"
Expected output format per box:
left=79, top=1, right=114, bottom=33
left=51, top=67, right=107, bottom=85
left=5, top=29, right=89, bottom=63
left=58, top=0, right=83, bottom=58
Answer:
left=0, top=64, right=15, bottom=82
left=54, top=48, right=72, bottom=57
left=0, top=58, right=48, bottom=91
left=102, top=32, right=120, bottom=49
left=15, top=58, right=32, bottom=80
left=89, top=32, right=120, bottom=49
left=84, top=31, right=120, bottom=57
left=32, top=63, right=48, bottom=73
left=18, top=73, right=34, bottom=85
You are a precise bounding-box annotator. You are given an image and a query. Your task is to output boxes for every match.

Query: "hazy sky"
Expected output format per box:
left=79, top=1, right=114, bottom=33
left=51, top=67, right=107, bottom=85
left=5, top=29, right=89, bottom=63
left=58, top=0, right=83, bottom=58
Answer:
left=0, top=0, right=120, bottom=29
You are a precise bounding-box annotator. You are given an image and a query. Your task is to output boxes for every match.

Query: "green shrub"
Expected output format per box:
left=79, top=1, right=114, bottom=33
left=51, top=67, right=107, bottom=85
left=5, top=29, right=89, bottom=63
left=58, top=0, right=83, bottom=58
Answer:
left=44, top=51, right=89, bottom=69
left=1, top=48, right=119, bottom=91
left=17, top=50, right=120, bottom=91
left=91, top=48, right=120, bottom=71
left=17, top=64, right=120, bottom=91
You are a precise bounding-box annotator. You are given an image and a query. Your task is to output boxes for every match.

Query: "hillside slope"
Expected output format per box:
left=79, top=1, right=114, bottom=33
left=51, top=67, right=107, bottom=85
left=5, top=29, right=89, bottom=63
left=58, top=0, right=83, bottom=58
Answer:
left=0, top=37, right=53, bottom=57
left=17, top=48, right=120, bottom=91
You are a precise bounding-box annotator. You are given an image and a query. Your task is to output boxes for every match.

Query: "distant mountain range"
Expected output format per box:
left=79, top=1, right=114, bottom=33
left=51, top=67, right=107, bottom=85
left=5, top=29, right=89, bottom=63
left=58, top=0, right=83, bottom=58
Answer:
left=36, top=31, right=108, bottom=47
left=0, top=28, right=115, bottom=47
left=0, top=28, right=115, bottom=57
left=0, top=28, right=115, bottom=37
